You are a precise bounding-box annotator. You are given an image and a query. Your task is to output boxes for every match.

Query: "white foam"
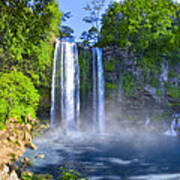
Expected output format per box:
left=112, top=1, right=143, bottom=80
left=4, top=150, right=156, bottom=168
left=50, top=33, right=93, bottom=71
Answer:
left=109, top=157, right=131, bottom=165
left=129, top=173, right=180, bottom=180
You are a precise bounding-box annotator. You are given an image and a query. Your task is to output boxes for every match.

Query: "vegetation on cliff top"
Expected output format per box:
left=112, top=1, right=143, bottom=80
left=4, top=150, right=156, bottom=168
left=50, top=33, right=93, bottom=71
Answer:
left=99, top=0, right=180, bottom=107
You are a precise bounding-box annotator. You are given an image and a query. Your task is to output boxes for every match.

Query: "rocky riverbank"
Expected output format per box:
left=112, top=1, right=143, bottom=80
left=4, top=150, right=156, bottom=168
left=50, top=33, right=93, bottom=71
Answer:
left=0, top=119, right=36, bottom=166
left=0, top=117, right=50, bottom=180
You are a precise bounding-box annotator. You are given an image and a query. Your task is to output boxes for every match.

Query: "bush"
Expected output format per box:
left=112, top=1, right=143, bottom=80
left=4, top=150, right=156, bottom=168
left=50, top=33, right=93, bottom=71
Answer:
left=122, top=73, right=135, bottom=96
left=23, top=173, right=53, bottom=180
left=104, top=61, right=115, bottom=72
left=58, top=167, right=87, bottom=180
left=166, top=83, right=180, bottom=99
left=0, top=71, right=39, bottom=123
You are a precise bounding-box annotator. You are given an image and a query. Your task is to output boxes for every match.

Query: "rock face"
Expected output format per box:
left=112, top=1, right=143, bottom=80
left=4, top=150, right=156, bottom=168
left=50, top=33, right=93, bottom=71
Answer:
left=102, top=47, right=180, bottom=111
left=0, top=119, right=37, bottom=179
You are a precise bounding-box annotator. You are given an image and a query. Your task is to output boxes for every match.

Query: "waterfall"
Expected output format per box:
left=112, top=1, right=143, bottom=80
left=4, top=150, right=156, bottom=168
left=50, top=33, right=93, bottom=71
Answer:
left=145, top=117, right=150, bottom=128
left=118, top=61, right=123, bottom=102
left=160, top=62, right=169, bottom=84
left=92, top=49, right=97, bottom=131
left=160, top=62, right=168, bottom=98
left=50, top=40, right=60, bottom=129
left=165, top=114, right=180, bottom=136
left=92, top=48, right=105, bottom=133
left=51, top=40, right=80, bottom=132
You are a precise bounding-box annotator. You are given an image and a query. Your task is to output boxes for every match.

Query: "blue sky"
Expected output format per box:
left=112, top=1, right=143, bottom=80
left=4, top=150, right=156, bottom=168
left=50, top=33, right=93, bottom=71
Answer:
left=57, top=0, right=180, bottom=40
left=57, top=0, right=113, bottom=40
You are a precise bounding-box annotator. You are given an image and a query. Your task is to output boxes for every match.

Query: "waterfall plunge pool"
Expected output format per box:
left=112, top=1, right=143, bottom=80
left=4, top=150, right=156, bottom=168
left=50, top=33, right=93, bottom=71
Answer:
left=24, top=131, right=180, bottom=180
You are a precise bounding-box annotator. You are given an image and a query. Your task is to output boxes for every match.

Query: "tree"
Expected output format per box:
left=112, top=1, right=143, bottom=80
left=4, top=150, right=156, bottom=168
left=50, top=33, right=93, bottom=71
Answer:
left=101, top=0, right=180, bottom=55
left=0, top=0, right=62, bottom=86
left=100, top=0, right=180, bottom=68
left=81, top=0, right=106, bottom=45
left=100, top=0, right=180, bottom=101
left=59, top=12, right=74, bottom=39
left=0, top=0, right=62, bottom=115
left=0, top=71, right=39, bottom=124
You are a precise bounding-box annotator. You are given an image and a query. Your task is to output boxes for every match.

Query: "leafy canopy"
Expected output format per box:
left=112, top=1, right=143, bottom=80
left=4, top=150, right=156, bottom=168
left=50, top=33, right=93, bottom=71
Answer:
left=0, top=72, right=39, bottom=123
left=81, top=0, right=106, bottom=45
left=0, top=0, right=62, bottom=116
left=100, top=0, right=180, bottom=101
left=0, top=0, right=62, bottom=87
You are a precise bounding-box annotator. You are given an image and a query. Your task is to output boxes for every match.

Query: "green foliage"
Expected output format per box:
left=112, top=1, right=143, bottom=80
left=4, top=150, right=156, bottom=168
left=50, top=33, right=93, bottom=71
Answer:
left=101, top=0, right=180, bottom=55
left=122, top=73, right=135, bottom=96
left=0, top=121, right=6, bottom=130
left=100, top=0, right=180, bottom=102
left=0, top=72, right=39, bottom=123
left=23, top=168, right=88, bottom=180
left=166, top=83, right=180, bottom=99
left=156, top=89, right=163, bottom=96
left=150, top=113, right=170, bottom=122
left=101, top=0, right=179, bottom=58
left=78, top=49, right=91, bottom=93
left=58, top=168, right=87, bottom=180
left=59, top=12, right=74, bottom=39
left=168, top=102, right=180, bottom=107
left=0, top=0, right=62, bottom=115
left=81, top=0, right=106, bottom=45
left=23, top=173, right=53, bottom=180
left=150, top=78, right=160, bottom=88
left=168, top=69, right=178, bottom=78
left=105, top=83, right=118, bottom=89
left=79, top=57, right=88, bottom=78
left=104, top=61, right=116, bottom=72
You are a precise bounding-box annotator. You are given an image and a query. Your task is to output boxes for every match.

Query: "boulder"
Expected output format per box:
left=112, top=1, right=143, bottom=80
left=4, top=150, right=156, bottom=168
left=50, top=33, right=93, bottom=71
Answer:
left=0, top=165, right=19, bottom=180
left=9, top=170, right=19, bottom=180
left=35, top=154, right=45, bottom=159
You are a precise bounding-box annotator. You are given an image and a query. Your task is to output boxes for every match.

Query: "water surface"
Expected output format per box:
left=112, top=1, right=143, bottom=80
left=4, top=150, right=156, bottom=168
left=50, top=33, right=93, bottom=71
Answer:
left=24, top=131, right=180, bottom=180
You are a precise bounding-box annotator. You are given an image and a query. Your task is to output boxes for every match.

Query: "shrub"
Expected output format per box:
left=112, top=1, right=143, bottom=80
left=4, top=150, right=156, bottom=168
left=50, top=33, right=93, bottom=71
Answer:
left=166, top=83, right=180, bottom=99
left=23, top=173, right=53, bottom=180
left=104, top=61, right=115, bottom=72
left=58, top=167, right=87, bottom=180
left=122, top=73, right=135, bottom=96
left=0, top=71, right=39, bottom=123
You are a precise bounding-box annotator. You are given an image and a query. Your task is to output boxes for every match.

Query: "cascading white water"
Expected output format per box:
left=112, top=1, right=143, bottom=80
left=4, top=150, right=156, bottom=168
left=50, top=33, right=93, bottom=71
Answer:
left=51, top=40, right=60, bottom=129
left=97, top=49, right=105, bottom=133
left=145, top=117, right=150, bottom=128
left=92, top=48, right=105, bottom=133
left=160, top=62, right=169, bottom=84
left=118, top=62, right=123, bottom=102
left=165, top=114, right=180, bottom=136
left=160, top=62, right=169, bottom=98
left=92, top=49, right=97, bottom=131
left=74, top=45, right=80, bottom=130
left=51, top=40, right=80, bottom=132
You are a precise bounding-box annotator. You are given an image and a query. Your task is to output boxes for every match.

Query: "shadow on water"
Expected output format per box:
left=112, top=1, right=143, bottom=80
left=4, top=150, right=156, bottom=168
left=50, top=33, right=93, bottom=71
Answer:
left=23, top=130, right=180, bottom=180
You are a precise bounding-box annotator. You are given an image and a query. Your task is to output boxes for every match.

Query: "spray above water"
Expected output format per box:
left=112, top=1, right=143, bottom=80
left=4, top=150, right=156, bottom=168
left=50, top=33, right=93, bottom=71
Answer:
left=51, top=40, right=80, bottom=132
